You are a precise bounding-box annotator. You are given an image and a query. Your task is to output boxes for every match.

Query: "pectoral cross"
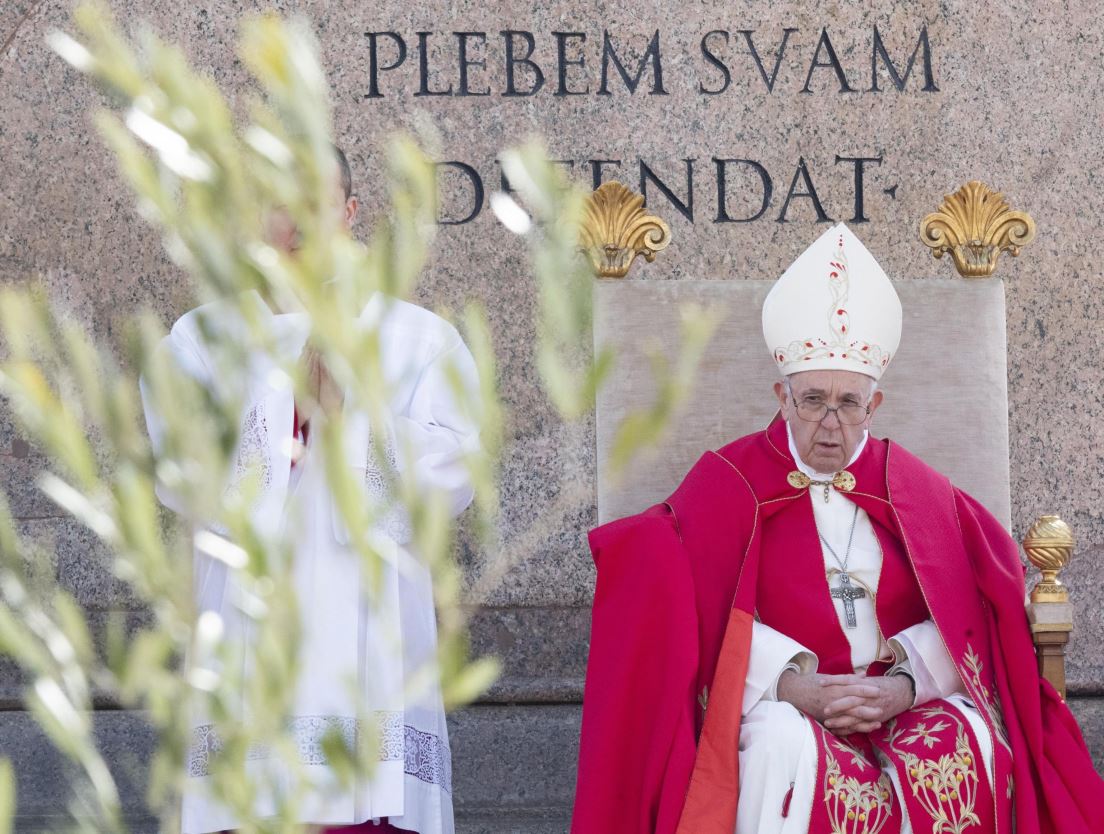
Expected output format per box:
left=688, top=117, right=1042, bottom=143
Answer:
left=830, top=572, right=866, bottom=629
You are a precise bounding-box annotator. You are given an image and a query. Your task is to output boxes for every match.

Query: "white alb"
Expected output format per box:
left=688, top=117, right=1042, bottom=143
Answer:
left=141, top=291, right=479, bottom=834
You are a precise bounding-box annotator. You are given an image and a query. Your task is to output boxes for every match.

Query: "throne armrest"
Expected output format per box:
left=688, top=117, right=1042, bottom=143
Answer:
left=1023, top=514, right=1075, bottom=699
left=918, top=183, right=1064, bottom=696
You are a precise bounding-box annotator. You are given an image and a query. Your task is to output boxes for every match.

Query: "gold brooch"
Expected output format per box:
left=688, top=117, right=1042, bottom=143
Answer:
left=788, top=470, right=855, bottom=502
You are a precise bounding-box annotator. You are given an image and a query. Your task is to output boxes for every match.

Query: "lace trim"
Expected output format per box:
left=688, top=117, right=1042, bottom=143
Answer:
left=404, top=724, right=452, bottom=793
left=364, top=424, right=412, bottom=542
left=224, top=405, right=413, bottom=541
left=187, top=712, right=450, bottom=792
left=364, top=424, right=398, bottom=497
left=225, top=402, right=272, bottom=500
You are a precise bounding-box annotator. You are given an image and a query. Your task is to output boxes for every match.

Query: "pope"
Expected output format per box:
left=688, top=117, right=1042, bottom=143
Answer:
left=570, top=224, right=1104, bottom=834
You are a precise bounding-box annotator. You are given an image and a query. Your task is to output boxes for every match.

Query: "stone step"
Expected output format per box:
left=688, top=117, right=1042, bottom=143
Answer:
left=0, top=704, right=582, bottom=827
left=13, top=813, right=571, bottom=834
left=4, top=698, right=1102, bottom=830
left=0, top=605, right=592, bottom=709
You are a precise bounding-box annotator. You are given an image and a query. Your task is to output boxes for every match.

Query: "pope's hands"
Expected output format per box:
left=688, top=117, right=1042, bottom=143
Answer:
left=777, top=671, right=913, bottom=736
left=821, top=674, right=914, bottom=735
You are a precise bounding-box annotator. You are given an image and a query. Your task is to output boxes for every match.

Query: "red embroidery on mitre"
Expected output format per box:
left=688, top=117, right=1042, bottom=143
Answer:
left=772, top=236, right=892, bottom=371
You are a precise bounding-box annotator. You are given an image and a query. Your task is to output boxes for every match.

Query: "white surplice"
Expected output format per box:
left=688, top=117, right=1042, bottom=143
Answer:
left=734, top=424, right=993, bottom=834
left=141, top=291, right=479, bottom=834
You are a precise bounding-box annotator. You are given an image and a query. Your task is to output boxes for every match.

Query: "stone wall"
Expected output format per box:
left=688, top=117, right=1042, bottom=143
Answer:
left=2, top=0, right=1103, bottom=829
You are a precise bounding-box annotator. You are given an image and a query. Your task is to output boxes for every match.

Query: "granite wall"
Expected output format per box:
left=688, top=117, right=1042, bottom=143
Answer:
left=2, top=0, right=1103, bottom=830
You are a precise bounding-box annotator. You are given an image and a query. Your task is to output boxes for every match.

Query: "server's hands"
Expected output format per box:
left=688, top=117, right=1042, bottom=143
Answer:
left=296, top=343, right=344, bottom=431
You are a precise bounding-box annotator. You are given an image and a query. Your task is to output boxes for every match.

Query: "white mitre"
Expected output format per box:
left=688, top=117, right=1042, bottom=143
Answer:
left=762, top=223, right=902, bottom=381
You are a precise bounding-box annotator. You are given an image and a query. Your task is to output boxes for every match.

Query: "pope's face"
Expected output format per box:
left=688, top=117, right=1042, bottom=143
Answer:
left=774, top=369, right=883, bottom=473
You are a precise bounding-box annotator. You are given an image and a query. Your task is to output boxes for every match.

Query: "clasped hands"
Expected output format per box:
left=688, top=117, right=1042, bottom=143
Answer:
left=777, top=670, right=914, bottom=736
left=295, top=343, right=345, bottom=433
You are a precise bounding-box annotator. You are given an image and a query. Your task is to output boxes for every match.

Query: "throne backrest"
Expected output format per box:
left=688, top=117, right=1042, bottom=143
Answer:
left=594, top=278, right=1012, bottom=530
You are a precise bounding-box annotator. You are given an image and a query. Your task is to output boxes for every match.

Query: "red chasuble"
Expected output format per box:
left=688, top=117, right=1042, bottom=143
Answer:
left=570, top=418, right=1103, bottom=834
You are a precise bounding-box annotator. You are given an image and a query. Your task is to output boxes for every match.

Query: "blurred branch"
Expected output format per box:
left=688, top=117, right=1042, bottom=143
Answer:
left=0, top=759, right=13, bottom=834
left=0, top=4, right=718, bottom=832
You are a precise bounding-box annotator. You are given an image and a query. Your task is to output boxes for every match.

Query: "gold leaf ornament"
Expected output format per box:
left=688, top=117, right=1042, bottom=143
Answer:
left=787, top=469, right=855, bottom=493
left=579, top=181, right=672, bottom=278
left=919, top=181, right=1036, bottom=278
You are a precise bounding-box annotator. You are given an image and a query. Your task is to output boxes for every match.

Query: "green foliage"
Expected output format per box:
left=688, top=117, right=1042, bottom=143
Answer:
left=0, top=3, right=716, bottom=831
left=496, top=145, right=720, bottom=475
left=497, top=145, right=610, bottom=420
left=0, top=759, right=13, bottom=834
left=605, top=303, right=721, bottom=478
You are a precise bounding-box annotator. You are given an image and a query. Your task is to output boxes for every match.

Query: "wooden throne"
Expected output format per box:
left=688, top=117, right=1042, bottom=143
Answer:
left=582, top=179, right=1075, bottom=698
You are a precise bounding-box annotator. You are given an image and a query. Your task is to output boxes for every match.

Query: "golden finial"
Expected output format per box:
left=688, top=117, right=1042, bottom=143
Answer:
left=1023, top=514, right=1074, bottom=603
left=579, top=181, right=672, bottom=278
left=919, top=181, right=1036, bottom=278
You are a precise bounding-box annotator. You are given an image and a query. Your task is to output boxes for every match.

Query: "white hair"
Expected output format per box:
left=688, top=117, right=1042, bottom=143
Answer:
left=782, top=374, right=879, bottom=398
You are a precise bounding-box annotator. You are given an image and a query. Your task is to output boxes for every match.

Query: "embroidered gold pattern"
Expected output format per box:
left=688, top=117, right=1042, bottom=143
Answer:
left=963, top=643, right=1010, bottom=752
left=886, top=705, right=982, bottom=833
left=823, top=737, right=896, bottom=834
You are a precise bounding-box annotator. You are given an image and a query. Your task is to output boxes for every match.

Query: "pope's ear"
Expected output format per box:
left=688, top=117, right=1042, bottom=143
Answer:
left=773, top=380, right=788, bottom=410
left=868, top=388, right=885, bottom=416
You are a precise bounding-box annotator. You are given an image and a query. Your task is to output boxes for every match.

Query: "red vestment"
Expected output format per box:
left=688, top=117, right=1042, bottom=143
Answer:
left=571, top=418, right=1103, bottom=834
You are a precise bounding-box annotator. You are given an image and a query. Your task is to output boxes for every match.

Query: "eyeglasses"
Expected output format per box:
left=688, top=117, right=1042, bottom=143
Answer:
left=790, top=395, right=871, bottom=425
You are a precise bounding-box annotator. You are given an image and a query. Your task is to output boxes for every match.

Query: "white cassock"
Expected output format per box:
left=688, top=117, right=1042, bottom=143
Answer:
left=734, top=425, right=994, bottom=834
left=141, top=291, right=479, bottom=834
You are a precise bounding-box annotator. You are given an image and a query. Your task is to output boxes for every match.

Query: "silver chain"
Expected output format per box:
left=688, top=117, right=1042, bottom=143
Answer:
left=818, top=503, right=860, bottom=574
